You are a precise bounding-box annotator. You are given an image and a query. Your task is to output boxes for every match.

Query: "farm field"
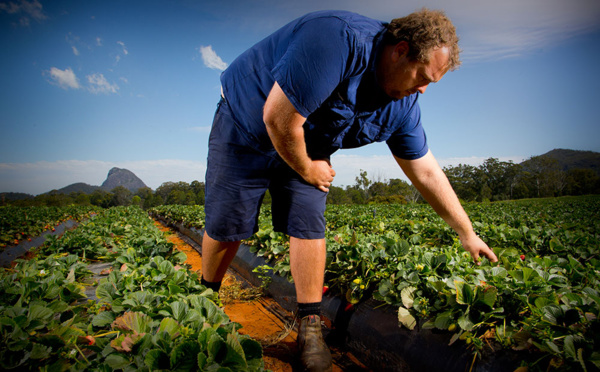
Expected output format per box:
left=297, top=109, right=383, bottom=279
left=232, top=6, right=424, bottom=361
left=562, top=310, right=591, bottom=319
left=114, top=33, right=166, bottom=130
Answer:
left=0, top=205, right=101, bottom=248
left=152, top=195, right=600, bottom=372
left=0, top=206, right=264, bottom=371
left=0, top=196, right=598, bottom=371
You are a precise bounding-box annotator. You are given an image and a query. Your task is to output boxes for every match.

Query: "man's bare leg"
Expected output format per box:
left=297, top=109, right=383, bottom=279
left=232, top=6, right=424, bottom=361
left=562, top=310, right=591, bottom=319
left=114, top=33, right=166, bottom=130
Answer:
left=290, top=237, right=326, bottom=303
left=201, top=231, right=241, bottom=283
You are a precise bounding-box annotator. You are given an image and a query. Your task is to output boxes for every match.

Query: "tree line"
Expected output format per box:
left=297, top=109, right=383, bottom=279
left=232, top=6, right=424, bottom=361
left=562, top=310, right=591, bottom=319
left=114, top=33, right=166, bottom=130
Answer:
left=329, top=155, right=599, bottom=204
left=3, top=156, right=598, bottom=208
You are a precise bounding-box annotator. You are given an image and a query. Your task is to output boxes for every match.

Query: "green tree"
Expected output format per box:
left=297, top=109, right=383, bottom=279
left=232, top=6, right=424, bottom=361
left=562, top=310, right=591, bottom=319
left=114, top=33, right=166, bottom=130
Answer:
left=444, top=164, right=479, bottom=201
left=354, top=169, right=371, bottom=201
left=110, top=186, right=132, bottom=206
left=90, top=190, right=112, bottom=208
left=565, top=169, right=600, bottom=195
left=190, top=180, right=205, bottom=205
left=327, top=185, right=351, bottom=204
left=522, top=156, right=564, bottom=197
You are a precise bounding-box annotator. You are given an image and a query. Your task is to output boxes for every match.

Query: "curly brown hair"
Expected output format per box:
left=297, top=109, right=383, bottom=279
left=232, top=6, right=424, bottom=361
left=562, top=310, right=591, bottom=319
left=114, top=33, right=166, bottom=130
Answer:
left=384, top=8, right=461, bottom=70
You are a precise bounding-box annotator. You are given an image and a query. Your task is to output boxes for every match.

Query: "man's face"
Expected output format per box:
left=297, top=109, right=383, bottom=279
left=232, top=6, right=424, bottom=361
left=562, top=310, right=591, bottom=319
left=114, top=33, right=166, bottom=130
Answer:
left=377, top=42, right=450, bottom=100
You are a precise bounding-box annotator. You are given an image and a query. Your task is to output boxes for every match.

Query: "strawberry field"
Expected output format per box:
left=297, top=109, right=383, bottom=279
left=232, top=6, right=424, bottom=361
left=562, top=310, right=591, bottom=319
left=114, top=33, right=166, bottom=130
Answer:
left=0, top=206, right=264, bottom=371
left=0, top=206, right=101, bottom=248
left=152, top=195, right=600, bottom=372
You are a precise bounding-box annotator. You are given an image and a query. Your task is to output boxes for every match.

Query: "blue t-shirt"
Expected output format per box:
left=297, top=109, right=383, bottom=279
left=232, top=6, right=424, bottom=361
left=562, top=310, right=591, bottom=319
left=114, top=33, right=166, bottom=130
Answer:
left=220, top=10, right=428, bottom=160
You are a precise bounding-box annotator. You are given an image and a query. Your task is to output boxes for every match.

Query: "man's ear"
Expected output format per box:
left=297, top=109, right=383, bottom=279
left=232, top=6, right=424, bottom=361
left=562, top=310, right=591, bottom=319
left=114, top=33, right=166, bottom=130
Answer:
left=393, top=41, right=409, bottom=61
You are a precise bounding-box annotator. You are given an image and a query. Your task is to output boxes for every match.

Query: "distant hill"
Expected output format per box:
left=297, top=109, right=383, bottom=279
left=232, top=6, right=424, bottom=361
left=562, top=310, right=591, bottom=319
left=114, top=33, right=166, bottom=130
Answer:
left=41, top=167, right=148, bottom=196
left=53, top=182, right=100, bottom=195
left=0, top=192, right=33, bottom=202
left=100, top=167, right=148, bottom=192
left=522, top=149, right=600, bottom=175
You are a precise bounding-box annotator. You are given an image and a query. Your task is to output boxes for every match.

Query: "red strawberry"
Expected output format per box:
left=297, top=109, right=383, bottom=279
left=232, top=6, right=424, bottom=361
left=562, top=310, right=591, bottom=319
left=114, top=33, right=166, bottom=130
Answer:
left=322, top=286, right=329, bottom=295
left=520, top=255, right=525, bottom=260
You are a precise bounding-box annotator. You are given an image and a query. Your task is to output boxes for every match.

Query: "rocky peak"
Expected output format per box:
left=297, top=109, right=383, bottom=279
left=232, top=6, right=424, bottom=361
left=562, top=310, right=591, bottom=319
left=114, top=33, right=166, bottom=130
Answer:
left=100, top=167, right=148, bottom=192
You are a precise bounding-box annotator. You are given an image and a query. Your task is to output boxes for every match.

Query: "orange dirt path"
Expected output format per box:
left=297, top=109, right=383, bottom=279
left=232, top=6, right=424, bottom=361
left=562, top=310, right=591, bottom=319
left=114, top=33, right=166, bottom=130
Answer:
left=154, top=220, right=363, bottom=371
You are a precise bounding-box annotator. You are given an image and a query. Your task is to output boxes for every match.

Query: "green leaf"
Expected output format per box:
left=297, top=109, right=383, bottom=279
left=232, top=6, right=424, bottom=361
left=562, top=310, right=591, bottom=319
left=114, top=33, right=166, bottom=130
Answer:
left=198, top=352, right=208, bottom=369
left=92, top=311, right=116, bottom=328
left=224, top=332, right=247, bottom=368
left=490, top=266, right=507, bottom=278
left=159, top=260, right=175, bottom=277
left=28, top=304, right=54, bottom=321
left=397, top=307, right=416, bottom=330
left=145, top=349, right=170, bottom=370
left=96, top=282, right=116, bottom=302
left=158, top=318, right=181, bottom=340
left=29, top=343, right=52, bottom=360
left=207, top=333, right=227, bottom=363
left=564, top=335, right=576, bottom=360
left=475, top=285, right=497, bottom=308
left=168, top=282, right=183, bottom=296
left=533, top=296, right=553, bottom=309
left=170, top=341, right=201, bottom=371
left=454, top=281, right=474, bottom=305
left=47, top=300, right=69, bottom=313
left=542, top=305, right=563, bottom=325
left=170, top=301, right=188, bottom=322
left=458, top=312, right=474, bottom=331
left=240, top=337, right=262, bottom=362
left=105, top=353, right=131, bottom=369
left=433, top=312, right=453, bottom=330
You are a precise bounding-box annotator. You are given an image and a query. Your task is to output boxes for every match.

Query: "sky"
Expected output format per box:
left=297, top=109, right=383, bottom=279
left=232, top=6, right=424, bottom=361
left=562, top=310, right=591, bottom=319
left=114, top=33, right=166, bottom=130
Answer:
left=1, top=0, right=599, bottom=195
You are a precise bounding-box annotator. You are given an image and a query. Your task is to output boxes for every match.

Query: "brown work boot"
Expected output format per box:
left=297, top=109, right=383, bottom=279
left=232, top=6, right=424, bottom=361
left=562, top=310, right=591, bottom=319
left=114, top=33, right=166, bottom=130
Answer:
left=298, top=314, right=333, bottom=372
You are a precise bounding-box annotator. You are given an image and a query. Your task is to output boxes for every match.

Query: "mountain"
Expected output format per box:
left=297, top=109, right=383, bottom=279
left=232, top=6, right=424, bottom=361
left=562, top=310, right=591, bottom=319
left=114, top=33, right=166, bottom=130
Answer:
left=53, top=182, right=100, bottom=195
left=100, top=167, right=148, bottom=192
left=522, top=149, right=600, bottom=175
left=0, top=192, right=33, bottom=202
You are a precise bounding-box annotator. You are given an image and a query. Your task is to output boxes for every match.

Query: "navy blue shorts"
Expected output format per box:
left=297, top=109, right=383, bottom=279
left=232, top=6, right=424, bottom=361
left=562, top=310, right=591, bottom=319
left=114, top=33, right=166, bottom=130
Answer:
left=204, top=98, right=327, bottom=242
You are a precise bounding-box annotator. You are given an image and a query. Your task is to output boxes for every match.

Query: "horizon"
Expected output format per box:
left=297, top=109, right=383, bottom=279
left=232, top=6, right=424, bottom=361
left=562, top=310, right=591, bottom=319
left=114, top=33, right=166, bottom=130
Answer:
left=3, top=147, right=595, bottom=197
left=1, top=0, right=600, bottom=195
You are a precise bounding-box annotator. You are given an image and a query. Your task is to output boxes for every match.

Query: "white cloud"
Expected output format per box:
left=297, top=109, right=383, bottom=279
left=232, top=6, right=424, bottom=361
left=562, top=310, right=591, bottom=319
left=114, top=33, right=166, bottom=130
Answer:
left=46, top=67, right=80, bottom=90
left=199, top=45, right=228, bottom=71
left=289, top=0, right=600, bottom=61
left=450, top=0, right=600, bottom=61
left=96, top=37, right=103, bottom=46
left=117, top=41, right=128, bottom=55
left=0, top=0, right=47, bottom=25
left=87, top=73, right=119, bottom=94
left=0, top=159, right=207, bottom=195
left=71, top=45, right=79, bottom=56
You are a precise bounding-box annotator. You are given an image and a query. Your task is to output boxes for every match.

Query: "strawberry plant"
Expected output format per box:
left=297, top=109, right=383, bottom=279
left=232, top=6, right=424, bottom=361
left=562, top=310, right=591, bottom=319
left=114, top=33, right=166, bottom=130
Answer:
left=0, top=205, right=100, bottom=248
left=0, top=206, right=264, bottom=371
left=150, top=196, right=600, bottom=371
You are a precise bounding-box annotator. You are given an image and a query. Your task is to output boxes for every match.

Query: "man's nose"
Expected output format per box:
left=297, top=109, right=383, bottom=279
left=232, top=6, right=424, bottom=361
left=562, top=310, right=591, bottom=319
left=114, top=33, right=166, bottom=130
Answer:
left=417, top=84, right=429, bottom=94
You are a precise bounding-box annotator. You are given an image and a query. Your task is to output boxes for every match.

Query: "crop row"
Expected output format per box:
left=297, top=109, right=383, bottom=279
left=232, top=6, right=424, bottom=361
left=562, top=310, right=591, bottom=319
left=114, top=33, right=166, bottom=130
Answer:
left=0, top=206, right=264, bottom=371
left=151, top=196, right=600, bottom=371
left=0, top=205, right=102, bottom=248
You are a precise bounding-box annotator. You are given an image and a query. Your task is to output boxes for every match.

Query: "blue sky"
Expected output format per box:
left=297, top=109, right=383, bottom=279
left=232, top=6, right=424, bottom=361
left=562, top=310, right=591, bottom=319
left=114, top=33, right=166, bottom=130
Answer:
left=1, top=0, right=599, bottom=195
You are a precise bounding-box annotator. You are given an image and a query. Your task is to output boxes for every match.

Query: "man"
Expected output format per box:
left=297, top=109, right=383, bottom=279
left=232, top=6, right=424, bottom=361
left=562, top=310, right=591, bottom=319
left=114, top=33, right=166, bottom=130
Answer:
left=201, top=8, right=498, bottom=372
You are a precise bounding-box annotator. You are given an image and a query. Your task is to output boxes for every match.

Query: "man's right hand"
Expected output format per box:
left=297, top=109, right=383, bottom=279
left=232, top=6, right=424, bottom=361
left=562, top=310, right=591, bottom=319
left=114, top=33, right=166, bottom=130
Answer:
left=264, top=82, right=336, bottom=193
left=302, top=159, right=336, bottom=192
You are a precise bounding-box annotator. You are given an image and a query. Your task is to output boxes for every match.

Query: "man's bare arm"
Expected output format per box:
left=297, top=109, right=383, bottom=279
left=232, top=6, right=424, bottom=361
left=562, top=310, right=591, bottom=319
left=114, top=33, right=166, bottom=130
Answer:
left=263, top=81, right=335, bottom=192
left=395, top=150, right=498, bottom=264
